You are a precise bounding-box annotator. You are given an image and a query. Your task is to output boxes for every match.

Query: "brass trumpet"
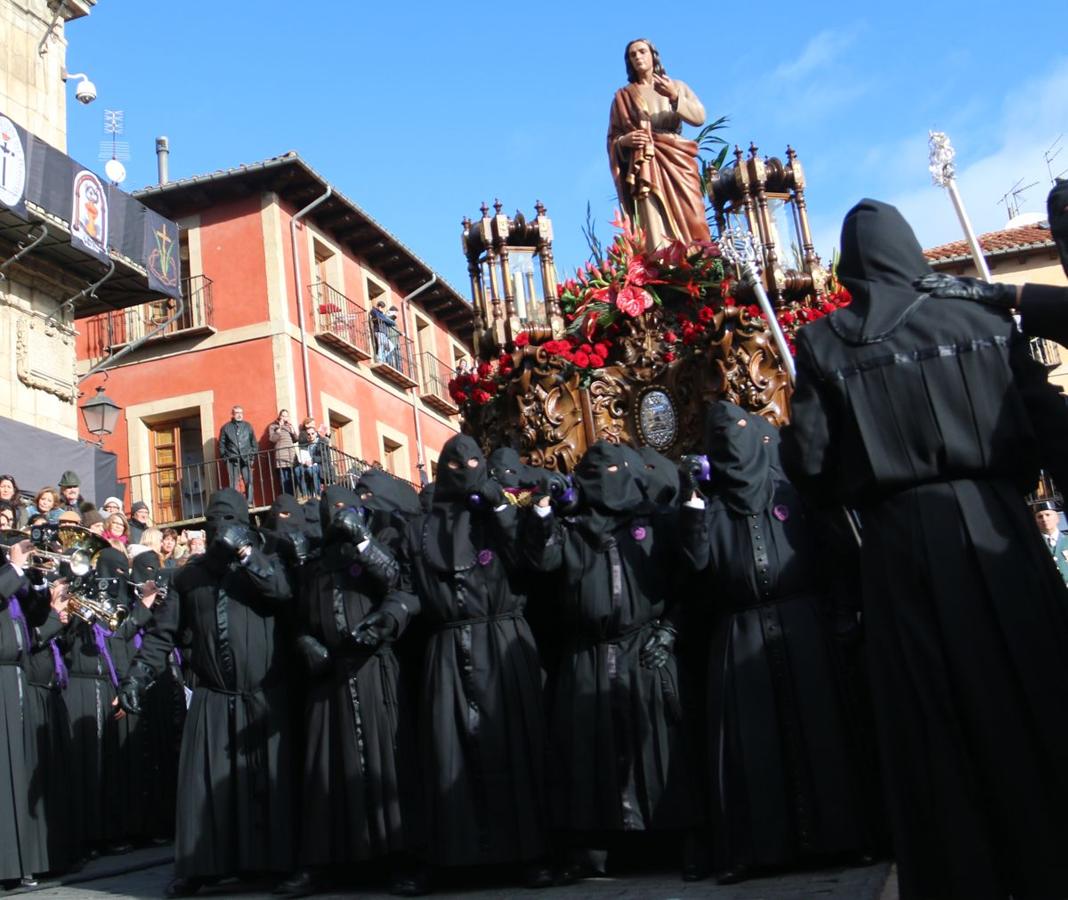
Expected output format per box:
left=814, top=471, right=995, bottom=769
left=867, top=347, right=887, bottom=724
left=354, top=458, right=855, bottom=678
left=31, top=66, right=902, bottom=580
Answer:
left=67, top=590, right=126, bottom=631
left=25, top=524, right=109, bottom=578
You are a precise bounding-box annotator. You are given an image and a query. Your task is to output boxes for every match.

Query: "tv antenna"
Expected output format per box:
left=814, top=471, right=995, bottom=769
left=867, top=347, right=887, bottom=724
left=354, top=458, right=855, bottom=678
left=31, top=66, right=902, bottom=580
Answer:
left=997, top=176, right=1038, bottom=221
left=1045, top=135, right=1066, bottom=184
left=98, top=109, right=129, bottom=185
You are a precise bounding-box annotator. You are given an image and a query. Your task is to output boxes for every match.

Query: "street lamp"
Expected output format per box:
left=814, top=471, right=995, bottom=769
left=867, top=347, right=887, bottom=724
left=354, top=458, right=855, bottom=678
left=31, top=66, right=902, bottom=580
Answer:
left=80, top=386, right=121, bottom=438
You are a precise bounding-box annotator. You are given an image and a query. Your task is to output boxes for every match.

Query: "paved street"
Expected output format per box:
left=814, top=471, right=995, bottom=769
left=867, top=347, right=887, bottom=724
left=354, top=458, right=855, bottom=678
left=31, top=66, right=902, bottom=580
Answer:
left=12, top=847, right=896, bottom=899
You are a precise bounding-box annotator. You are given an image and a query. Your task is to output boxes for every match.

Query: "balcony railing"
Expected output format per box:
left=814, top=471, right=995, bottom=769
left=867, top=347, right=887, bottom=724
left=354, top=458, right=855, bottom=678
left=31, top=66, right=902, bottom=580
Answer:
left=369, top=316, right=418, bottom=388
left=1030, top=337, right=1062, bottom=369
left=83, top=274, right=215, bottom=365
left=419, top=350, right=459, bottom=415
left=119, top=444, right=413, bottom=528
left=311, top=282, right=372, bottom=360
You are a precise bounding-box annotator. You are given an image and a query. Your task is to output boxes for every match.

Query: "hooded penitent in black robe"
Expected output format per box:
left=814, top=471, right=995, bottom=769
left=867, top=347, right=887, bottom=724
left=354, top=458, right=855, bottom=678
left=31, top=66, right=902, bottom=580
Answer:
left=395, top=435, right=548, bottom=867
left=296, top=486, right=412, bottom=869
left=128, top=550, right=184, bottom=841
left=781, top=199, right=1068, bottom=900
left=0, top=565, right=41, bottom=881
left=524, top=442, right=696, bottom=837
left=97, top=549, right=155, bottom=845
left=681, top=402, right=870, bottom=875
left=64, top=549, right=136, bottom=850
left=127, top=489, right=296, bottom=880
left=23, top=600, right=80, bottom=875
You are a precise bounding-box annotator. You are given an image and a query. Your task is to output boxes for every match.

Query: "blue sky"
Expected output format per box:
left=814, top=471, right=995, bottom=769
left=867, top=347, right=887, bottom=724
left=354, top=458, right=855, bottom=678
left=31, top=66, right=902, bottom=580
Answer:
left=63, top=1, right=1067, bottom=297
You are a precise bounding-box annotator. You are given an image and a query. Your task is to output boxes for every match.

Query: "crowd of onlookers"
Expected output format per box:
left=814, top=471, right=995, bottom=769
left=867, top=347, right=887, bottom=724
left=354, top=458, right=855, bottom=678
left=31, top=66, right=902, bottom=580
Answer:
left=219, top=405, right=337, bottom=505
left=0, top=470, right=206, bottom=567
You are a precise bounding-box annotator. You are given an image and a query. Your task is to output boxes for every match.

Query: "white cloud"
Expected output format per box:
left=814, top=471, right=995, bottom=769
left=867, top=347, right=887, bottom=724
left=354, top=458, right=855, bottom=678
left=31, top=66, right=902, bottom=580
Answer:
left=810, top=59, right=1068, bottom=260
left=773, top=27, right=862, bottom=81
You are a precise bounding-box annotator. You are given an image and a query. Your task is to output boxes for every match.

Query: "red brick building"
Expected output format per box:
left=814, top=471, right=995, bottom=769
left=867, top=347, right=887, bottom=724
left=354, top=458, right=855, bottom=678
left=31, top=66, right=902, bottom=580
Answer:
left=75, top=152, right=472, bottom=524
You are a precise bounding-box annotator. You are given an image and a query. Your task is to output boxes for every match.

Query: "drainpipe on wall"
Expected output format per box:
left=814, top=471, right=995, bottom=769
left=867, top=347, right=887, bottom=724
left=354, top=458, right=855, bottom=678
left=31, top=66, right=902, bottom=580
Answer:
left=289, top=186, right=333, bottom=419
left=400, top=273, right=437, bottom=481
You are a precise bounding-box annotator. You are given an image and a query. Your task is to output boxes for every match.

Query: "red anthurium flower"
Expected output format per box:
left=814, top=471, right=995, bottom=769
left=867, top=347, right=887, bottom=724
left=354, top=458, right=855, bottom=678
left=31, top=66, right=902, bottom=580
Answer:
left=697, top=306, right=715, bottom=323
left=615, top=285, right=650, bottom=317
left=514, top=332, right=530, bottom=347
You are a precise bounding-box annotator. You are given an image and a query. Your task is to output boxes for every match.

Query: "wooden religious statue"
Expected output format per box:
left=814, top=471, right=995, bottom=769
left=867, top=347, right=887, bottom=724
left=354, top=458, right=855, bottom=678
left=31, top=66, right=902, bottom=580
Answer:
left=607, top=38, right=710, bottom=251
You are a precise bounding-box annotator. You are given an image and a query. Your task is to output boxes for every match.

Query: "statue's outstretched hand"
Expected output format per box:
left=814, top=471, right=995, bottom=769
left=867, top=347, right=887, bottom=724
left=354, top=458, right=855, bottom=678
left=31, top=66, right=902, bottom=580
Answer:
left=652, top=74, right=679, bottom=103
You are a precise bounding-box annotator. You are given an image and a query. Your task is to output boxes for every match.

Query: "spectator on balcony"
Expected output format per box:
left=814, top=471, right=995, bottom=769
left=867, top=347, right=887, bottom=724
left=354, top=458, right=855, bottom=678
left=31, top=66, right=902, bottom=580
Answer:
left=371, top=300, right=394, bottom=364
left=269, top=409, right=300, bottom=497
left=129, top=501, right=152, bottom=544
left=387, top=306, right=403, bottom=369
left=57, top=471, right=83, bottom=515
left=0, top=476, right=27, bottom=529
left=296, top=418, right=322, bottom=500
left=317, top=423, right=335, bottom=487
left=27, top=487, right=61, bottom=524
left=219, top=406, right=257, bottom=504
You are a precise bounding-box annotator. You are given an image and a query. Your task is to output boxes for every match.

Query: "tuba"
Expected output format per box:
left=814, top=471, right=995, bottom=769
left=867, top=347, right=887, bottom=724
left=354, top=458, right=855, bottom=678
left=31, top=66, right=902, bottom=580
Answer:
left=26, top=525, right=126, bottom=630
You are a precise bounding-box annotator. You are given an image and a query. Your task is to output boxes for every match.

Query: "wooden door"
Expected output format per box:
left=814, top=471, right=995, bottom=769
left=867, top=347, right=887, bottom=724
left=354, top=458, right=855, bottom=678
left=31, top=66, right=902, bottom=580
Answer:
left=150, top=421, right=182, bottom=524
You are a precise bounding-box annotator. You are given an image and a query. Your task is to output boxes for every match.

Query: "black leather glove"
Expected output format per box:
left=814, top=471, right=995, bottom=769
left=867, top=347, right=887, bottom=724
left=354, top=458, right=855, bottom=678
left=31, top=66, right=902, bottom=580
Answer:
left=116, top=660, right=153, bottom=715
left=276, top=530, right=309, bottom=566
left=913, top=273, right=1017, bottom=311
left=295, top=634, right=331, bottom=676
left=330, top=507, right=371, bottom=546
left=1049, top=179, right=1068, bottom=276
left=640, top=623, right=677, bottom=670
left=213, top=524, right=254, bottom=559
left=679, top=454, right=710, bottom=501
left=477, top=478, right=506, bottom=509
left=351, top=610, right=398, bottom=649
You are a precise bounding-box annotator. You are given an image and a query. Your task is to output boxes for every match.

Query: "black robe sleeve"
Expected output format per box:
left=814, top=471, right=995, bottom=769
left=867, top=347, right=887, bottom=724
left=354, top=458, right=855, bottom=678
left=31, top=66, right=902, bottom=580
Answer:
left=241, top=548, right=293, bottom=608
left=132, top=584, right=180, bottom=681
left=679, top=503, right=711, bottom=572
left=0, top=563, right=26, bottom=600
left=354, top=535, right=401, bottom=594
left=780, top=331, right=843, bottom=504
left=113, top=601, right=153, bottom=641
left=521, top=508, right=564, bottom=573
left=1007, top=326, right=1068, bottom=489
left=1019, top=284, right=1068, bottom=347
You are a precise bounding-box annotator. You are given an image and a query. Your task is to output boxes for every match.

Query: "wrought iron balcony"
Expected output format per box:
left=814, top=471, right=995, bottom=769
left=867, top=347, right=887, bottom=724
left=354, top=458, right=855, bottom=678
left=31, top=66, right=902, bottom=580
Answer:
left=1029, top=337, right=1062, bottom=370
left=369, top=316, right=418, bottom=389
left=419, top=351, right=459, bottom=415
left=83, top=274, right=215, bottom=364
left=311, top=282, right=372, bottom=360
left=118, top=444, right=409, bottom=527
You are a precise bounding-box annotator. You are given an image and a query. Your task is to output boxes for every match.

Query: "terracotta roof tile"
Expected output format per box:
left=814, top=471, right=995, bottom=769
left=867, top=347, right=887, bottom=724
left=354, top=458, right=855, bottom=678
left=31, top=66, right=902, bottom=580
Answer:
left=924, top=224, right=1054, bottom=262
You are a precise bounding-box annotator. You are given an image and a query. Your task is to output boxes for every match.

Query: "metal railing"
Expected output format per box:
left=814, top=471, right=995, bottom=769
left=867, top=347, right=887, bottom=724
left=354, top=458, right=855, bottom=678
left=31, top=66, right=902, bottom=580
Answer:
left=370, top=315, right=416, bottom=382
left=83, top=274, right=214, bottom=364
left=118, top=444, right=411, bottom=528
left=419, top=350, right=458, bottom=411
left=1030, top=337, right=1062, bottom=369
left=310, top=281, right=372, bottom=358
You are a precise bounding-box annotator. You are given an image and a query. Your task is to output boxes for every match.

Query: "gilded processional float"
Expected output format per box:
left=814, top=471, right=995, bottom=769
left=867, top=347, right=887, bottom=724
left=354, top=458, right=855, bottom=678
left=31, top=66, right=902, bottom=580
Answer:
left=449, top=39, right=852, bottom=471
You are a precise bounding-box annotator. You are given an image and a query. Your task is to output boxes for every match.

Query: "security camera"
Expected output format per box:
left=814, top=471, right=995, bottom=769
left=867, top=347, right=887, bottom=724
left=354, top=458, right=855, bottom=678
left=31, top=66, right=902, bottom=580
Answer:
left=75, top=78, right=97, bottom=104
left=63, top=70, right=97, bottom=105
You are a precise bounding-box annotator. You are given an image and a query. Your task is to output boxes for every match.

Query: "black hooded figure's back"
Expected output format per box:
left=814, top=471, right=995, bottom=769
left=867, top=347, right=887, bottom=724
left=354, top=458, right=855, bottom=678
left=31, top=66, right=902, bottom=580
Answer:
left=781, top=199, right=1068, bottom=900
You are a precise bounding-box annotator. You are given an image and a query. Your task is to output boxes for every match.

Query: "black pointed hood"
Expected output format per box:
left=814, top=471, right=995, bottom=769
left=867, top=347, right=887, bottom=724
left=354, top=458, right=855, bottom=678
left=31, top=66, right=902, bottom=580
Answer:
left=830, top=199, right=933, bottom=345
left=636, top=446, right=680, bottom=508
left=355, top=468, right=421, bottom=520
left=204, top=488, right=249, bottom=541
left=705, top=401, right=775, bottom=515
left=488, top=447, right=523, bottom=489
left=319, top=485, right=360, bottom=533
left=422, top=435, right=486, bottom=573
left=573, top=441, right=644, bottom=540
